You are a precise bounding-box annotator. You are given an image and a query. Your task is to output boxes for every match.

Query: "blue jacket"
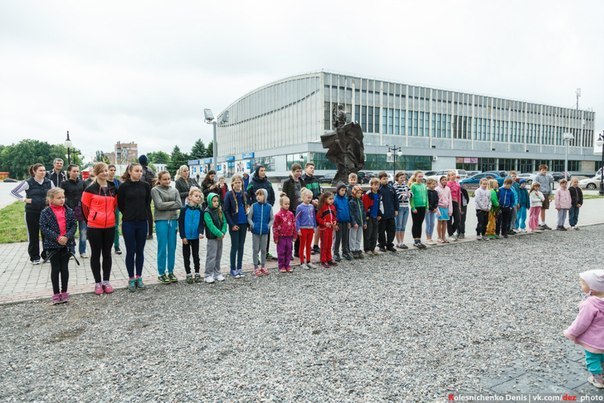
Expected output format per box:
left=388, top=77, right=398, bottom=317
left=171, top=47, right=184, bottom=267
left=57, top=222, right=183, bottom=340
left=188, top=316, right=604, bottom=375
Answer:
left=295, top=203, right=316, bottom=229
left=517, top=187, right=530, bottom=209
left=178, top=204, right=205, bottom=240
left=223, top=190, right=248, bottom=227
left=379, top=183, right=398, bottom=219
left=498, top=187, right=515, bottom=208
left=39, top=205, right=77, bottom=250
left=349, top=197, right=366, bottom=227
left=334, top=189, right=351, bottom=223
left=247, top=201, right=274, bottom=235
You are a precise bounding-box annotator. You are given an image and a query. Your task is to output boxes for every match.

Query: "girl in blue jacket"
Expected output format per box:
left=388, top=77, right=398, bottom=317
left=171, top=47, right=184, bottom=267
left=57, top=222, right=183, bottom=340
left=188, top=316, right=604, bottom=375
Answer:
left=333, top=183, right=352, bottom=261
left=178, top=188, right=205, bottom=283
left=247, top=188, right=274, bottom=276
left=223, top=174, right=249, bottom=278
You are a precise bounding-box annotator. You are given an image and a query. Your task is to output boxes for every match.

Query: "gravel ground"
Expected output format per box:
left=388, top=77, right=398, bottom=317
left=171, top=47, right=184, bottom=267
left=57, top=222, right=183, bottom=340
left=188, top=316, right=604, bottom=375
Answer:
left=0, top=225, right=602, bottom=402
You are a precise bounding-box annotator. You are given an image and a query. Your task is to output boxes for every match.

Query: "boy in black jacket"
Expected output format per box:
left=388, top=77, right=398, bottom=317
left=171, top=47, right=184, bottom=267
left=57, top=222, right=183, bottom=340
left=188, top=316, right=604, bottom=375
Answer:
left=377, top=172, right=398, bottom=252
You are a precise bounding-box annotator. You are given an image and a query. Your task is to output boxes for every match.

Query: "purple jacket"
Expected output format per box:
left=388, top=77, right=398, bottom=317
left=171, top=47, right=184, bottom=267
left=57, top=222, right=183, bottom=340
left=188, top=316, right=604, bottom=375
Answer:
left=564, top=296, right=604, bottom=353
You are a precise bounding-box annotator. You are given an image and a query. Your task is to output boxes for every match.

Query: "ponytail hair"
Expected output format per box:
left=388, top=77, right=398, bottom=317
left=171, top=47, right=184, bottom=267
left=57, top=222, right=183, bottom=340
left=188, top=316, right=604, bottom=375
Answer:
left=156, top=171, right=170, bottom=186
left=121, top=163, right=142, bottom=182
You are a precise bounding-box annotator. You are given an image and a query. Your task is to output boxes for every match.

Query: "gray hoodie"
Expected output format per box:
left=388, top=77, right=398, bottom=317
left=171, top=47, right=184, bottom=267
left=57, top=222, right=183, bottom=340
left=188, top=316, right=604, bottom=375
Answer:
left=151, top=185, right=182, bottom=221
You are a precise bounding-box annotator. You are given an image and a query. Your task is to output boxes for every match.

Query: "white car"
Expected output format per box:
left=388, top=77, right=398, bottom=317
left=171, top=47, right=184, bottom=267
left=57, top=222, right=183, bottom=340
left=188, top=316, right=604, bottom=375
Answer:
left=579, top=175, right=602, bottom=190
left=426, top=169, right=468, bottom=182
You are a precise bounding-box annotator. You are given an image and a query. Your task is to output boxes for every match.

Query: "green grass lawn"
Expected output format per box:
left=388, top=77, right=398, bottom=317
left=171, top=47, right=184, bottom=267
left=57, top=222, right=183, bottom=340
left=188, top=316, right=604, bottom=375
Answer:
left=0, top=202, right=27, bottom=243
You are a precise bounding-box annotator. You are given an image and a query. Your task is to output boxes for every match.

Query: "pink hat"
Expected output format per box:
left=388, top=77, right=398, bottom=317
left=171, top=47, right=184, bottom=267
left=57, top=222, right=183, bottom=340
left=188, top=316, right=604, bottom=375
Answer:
left=580, top=270, right=604, bottom=292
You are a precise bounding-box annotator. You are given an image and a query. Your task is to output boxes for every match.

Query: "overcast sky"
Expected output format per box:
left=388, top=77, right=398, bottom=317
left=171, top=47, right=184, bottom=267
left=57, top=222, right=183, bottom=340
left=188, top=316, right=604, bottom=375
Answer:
left=1, top=0, right=603, bottom=161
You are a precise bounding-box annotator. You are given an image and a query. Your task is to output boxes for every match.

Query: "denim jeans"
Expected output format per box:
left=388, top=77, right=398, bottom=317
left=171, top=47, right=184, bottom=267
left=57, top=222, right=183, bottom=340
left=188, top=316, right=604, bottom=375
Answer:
left=229, top=223, right=248, bottom=271
left=425, top=210, right=436, bottom=239
left=122, top=220, right=148, bottom=278
left=395, top=206, right=409, bottom=232
left=77, top=220, right=87, bottom=255
left=569, top=206, right=580, bottom=227
left=155, top=219, right=178, bottom=275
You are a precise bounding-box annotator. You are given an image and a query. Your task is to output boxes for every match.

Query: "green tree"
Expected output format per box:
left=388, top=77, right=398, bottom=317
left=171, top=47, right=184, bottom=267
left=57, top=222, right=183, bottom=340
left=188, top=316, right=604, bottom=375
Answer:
left=190, top=139, right=206, bottom=159
left=147, top=151, right=171, bottom=164
left=206, top=141, right=213, bottom=158
left=95, top=150, right=110, bottom=164
left=167, top=146, right=189, bottom=174
left=1, top=140, right=53, bottom=179
left=50, top=144, right=83, bottom=166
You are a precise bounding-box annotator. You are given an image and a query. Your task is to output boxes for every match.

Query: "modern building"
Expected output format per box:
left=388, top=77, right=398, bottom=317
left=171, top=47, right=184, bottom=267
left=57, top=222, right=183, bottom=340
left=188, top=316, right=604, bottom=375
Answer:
left=215, top=71, right=597, bottom=176
left=105, top=141, right=138, bottom=165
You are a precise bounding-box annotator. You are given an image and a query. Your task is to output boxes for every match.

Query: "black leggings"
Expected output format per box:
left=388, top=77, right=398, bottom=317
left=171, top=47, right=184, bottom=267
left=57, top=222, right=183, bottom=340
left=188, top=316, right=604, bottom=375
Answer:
left=411, top=207, right=426, bottom=239
left=25, top=211, right=43, bottom=261
left=183, top=239, right=200, bottom=274
left=88, top=227, right=115, bottom=283
left=50, top=248, right=70, bottom=294
left=447, top=202, right=461, bottom=236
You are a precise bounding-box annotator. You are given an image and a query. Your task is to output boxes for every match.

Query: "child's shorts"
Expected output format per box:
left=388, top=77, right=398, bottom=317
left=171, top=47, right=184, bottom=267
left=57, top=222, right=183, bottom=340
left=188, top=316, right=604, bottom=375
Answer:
left=438, top=207, right=450, bottom=221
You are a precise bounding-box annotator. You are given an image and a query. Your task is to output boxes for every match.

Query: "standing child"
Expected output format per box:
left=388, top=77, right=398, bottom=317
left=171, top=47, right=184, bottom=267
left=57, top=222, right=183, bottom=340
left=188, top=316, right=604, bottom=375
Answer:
left=362, top=178, right=381, bottom=255
left=40, top=188, right=77, bottom=304
left=425, top=178, right=439, bottom=245
left=204, top=193, right=228, bottom=283
left=458, top=186, right=470, bottom=239
left=555, top=178, right=572, bottom=231
left=333, top=183, right=352, bottom=261
left=152, top=171, right=182, bottom=284
left=409, top=171, right=428, bottom=249
left=247, top=189, right=274, bottom=276
left=223, top=174, right=249, bottom=278
left=346, top=173, right=358, bottom=197
left=178, top=188, right=205, bottom=283
left=497, top=178, right=515, bottom=238
left=296, top=188, right=318, bottom=269
left=393, top=172, right=411, bottom=249
left=569, top=177, right=583, bottom=230
left=217, top=176, right=229, bottom=205
left=317, top=192, right=337, bottom=268
left=474, top=178, right=491, bottom=241
left=515, top=179, right=530, bottom=232
left=528, top=183, right=545, bottom=231
left=486, top=179, right=500, bottom=239
left=273, top=194, right=296, bottom=273
left=564, top=270, right=604, bottom=389
left=436, top=176, right=452, bottom=243
left=377, top=172, right=398, bottom=253
left=348, top=185, right=366, bottom=259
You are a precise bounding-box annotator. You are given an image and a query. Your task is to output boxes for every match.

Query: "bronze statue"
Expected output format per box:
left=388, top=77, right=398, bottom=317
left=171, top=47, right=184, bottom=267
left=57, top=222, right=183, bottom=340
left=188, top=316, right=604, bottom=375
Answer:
left=321, top=105, right=365, bottom=184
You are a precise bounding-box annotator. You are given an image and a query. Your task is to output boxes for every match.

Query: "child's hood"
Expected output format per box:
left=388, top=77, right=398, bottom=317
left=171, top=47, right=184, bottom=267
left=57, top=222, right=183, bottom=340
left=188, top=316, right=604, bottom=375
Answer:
left=336, top=182, right=347, bottom=194
left=207, top=192, right=219, bottom=209
left=585, top=296, right=604, bottom=314
left=256, top=188, right=268, bottom=202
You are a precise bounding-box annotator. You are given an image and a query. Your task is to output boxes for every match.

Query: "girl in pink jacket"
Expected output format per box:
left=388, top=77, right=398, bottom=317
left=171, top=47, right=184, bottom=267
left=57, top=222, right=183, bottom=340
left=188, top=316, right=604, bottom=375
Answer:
left=435, top=176, right=452, bottom=243
left=564, top=270, right=604, bottom=389
left=555, top=179, right=572, bottom=231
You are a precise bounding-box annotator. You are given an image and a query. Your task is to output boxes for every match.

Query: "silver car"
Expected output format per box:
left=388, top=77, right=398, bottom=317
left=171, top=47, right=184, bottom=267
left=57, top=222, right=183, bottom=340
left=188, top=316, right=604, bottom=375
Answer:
left=579, top=175, right=602, bottom=190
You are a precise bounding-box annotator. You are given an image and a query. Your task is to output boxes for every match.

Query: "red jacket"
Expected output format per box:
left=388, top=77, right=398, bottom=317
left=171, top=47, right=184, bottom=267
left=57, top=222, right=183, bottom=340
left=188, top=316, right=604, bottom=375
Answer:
left=316, top=203, right=337, bottom=230
left=81, top=181, right=117, bottom=229
left=273, top=208, right=296, bottom=242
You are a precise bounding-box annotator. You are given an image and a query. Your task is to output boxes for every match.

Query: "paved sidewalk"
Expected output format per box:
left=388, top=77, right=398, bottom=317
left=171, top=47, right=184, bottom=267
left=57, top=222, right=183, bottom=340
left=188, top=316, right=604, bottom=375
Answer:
left=1, top=197, right=603, bottom=304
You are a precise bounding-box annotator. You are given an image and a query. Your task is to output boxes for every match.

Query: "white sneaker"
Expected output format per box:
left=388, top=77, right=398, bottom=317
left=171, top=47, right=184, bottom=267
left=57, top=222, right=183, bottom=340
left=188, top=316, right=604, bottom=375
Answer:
left=307, top=263, right=318, bottom=269
left=80, top=253, right=88, bottom=259
left=32, top=260, right=41, bottom=265
left=299, top=263, right=308, bottom=270
left=204, top=276, right=215, bottom=284
left=588, top=374, right=604, bottom=389
left=215, top=274, right=225, bottom=282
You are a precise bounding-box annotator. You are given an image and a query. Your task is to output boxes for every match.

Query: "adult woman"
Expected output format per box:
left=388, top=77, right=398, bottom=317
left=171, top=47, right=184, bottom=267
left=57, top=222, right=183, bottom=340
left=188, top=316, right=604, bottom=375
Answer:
left=11, top=163, right=54, bottom=264
left=174, top=165, right=199, bottom=205
left=118, top=163, right=151, bottom=292
left=60, top=164, right=87, bottom=257
left=201, top=170, right=218, bottom=204
left=81, top=162, right=117, bottom=294
left=282, top=163, right=303, bottom=256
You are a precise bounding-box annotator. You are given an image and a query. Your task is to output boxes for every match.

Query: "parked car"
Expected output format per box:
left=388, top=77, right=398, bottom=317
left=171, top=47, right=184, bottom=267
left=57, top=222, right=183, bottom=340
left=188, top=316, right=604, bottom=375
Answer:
left=517, top=173, right=533, bottom=185
left=551, top=172, right=570, bottom=181
left=579, top=175, right=602, bottom=190
left=426, top=169, right=469, bottom=182
left=460, top=173, right=505, bottom=190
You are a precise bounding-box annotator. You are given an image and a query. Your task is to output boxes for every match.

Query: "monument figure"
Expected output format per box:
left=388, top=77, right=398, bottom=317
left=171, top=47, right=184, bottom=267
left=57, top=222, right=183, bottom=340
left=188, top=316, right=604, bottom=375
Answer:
left=321, top=104, right=365, bottom=184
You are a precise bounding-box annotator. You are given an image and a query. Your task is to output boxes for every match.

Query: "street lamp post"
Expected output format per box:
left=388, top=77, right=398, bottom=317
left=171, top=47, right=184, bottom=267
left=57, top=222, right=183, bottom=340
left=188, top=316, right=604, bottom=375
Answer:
left=597, top=132, right=604, bottom=196
left=562, top=132, right=574, bottom=181
left=204, top=109, right=217, bottom=170
left=386, top=145, right=403, bottom=179
left=64, top=130, right=73, bottom=165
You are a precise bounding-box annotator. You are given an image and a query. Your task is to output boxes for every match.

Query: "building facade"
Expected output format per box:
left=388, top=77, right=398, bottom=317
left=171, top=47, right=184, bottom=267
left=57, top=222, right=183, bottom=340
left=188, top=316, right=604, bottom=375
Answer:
left=215, top=72, right=597, bottom=176
left=106, top=141, right=138, bottom=165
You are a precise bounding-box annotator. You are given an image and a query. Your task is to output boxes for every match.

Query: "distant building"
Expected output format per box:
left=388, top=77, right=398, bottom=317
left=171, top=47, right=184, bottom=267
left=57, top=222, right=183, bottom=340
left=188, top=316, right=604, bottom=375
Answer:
left=215, top=71, right=597, bottom=176
left=106, top=141, right=138, bottom=165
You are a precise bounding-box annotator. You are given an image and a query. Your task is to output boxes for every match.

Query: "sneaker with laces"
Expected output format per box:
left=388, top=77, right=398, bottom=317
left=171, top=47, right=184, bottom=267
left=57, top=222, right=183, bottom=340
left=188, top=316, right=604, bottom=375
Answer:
left=186, top=274, right=194, bottom=284
left=205, top=275, right=215, bottom=283
left=260, top=267, right=269, bottom=276
left=194, top=273, right=202, bottom=283
left=80, top=253, right=88, bottom=259
left=279, top=267, right=287, bottom=273
left=51, top=294, right=61, bottom=305
left=286, top=266, right=293, bottom=273
left=299, top=263, right=309, bottom=270
left=230, top=268, right=238, bottom=278
left=94, top=283, right=103, bottom=295
left=334, top=253, right=341, bottom=262
left=343, top=253, right=353, bottom=260
left=59, top=292, right=70, bottom=303
left=167, top=273, right=178, bottom=283
left=128, top=279, right=136, bottom=292
left=102, top=281, right=114, bottom=294
left=254, top=268, right=263, bottom=277
left=236, top=270, right=245, bottom=278
left=215, top=274, right=226, bottom=282
left=32, top=260, right=41, bottom=265
left=158, top=274, right=170, bottom=284
left=307, top=262, right=318, bottom=269
left=588, top=374, right=604, bottom=389
left=136, top=277, right=145, bottom=289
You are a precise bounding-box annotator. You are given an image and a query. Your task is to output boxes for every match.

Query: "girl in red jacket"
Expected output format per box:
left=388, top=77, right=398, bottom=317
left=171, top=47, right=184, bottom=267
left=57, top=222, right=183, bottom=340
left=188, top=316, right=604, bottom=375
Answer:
left=273, top=193, right=297, bottom=273
left=81, top=162, right=117, bottom=295
left=316, top=192, right=337, bottom=268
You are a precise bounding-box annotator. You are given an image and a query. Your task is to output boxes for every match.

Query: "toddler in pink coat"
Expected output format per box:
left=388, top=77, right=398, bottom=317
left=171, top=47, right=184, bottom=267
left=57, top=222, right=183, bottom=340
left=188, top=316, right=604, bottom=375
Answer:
left=564, top=270, right=604, bottom=389
left=554, top=179, right=572, bottom=230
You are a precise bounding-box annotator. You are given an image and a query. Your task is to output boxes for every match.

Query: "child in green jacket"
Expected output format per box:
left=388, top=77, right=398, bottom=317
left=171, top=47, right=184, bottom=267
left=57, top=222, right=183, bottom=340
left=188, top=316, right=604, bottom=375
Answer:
left=203, top=193, right=228, bottom=283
